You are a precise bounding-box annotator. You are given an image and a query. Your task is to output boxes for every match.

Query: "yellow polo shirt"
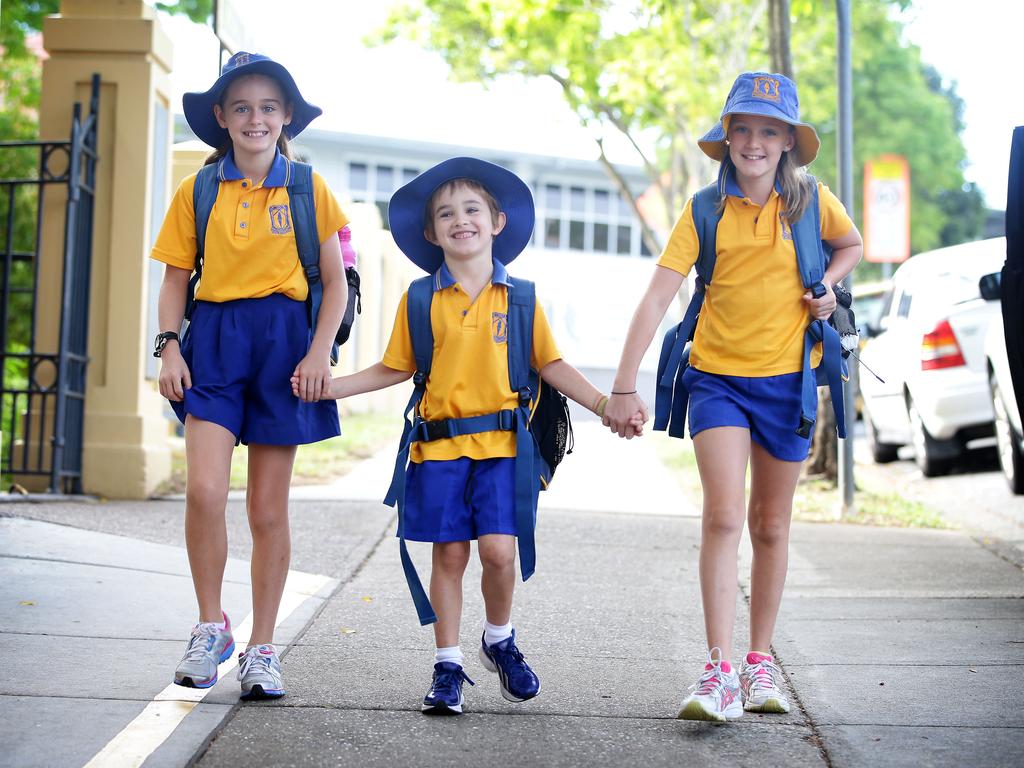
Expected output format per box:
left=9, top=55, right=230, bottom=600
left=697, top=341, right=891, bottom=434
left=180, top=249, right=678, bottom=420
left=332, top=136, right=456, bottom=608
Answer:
left=658, top=179, right=853, bottom=376
left=383, top=260, right=562, bottom=462
left=151, top=150, right=348, bottom=302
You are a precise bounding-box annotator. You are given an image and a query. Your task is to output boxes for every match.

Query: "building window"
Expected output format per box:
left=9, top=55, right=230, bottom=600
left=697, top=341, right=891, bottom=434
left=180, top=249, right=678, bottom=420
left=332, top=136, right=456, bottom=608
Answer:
left=349, top=162, right=368, bottom=193
left=569, top=220, right=585, bottom=250
left=616, top=225, right=632, bottom=255
left=593, top=222, right=609, bottom=252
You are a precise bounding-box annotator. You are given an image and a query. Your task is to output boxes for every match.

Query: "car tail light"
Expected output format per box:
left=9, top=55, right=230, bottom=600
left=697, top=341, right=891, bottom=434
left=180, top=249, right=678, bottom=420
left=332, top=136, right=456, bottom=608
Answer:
left=921, top=319, right=966, bottom=370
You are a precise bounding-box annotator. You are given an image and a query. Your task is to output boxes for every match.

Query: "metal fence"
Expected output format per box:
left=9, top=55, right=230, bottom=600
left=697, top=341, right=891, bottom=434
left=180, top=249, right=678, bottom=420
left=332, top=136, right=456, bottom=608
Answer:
left=1, top=75, right=100, bottom=493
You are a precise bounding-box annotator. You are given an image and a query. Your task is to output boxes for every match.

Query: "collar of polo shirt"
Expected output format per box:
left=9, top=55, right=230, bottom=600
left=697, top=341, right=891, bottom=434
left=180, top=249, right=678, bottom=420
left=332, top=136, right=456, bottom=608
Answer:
left=724, top=168, right=784, bottom=200
left=432, top=257, right=513, bottom=292
left=217, top=149, right=292, bottom=187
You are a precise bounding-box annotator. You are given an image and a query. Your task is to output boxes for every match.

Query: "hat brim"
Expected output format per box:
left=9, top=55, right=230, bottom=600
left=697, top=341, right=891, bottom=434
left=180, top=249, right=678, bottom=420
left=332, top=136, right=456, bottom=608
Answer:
left=698, top=106, right=820, bottom=167
left=183, top=60, right=322, bottom=148
left=388, top=157, right=535, bottom=273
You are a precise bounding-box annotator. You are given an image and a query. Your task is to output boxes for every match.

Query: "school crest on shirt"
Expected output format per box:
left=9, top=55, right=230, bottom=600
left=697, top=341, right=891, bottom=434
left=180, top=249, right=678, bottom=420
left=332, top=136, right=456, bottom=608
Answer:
left=492, top=312, right=508, bottom=343
left=269, top=205, right=293, bottom=235
left=779, top=212, right=793, bottom=241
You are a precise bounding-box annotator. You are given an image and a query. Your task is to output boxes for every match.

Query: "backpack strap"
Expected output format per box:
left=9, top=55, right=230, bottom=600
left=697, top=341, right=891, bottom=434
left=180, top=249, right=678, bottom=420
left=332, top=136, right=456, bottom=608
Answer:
left=383, top=275, right=437, bottom=626
left=791, top=178, right=847, bottom=439
left=186, top=163, right=221, bottom=321
left=654, top=183, right=719, bottom=437
left=505, top=278, right=539, bottom=583
left=287, top=161, right=340, bottom=363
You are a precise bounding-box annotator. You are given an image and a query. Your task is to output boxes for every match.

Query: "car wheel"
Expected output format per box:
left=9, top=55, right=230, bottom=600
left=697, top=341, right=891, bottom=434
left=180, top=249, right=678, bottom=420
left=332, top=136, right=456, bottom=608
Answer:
left=990, top=372, right=1024, bottom=494
left=865, top=411, right=900, bottom=463
left=906, top=396, right=953, bottom=477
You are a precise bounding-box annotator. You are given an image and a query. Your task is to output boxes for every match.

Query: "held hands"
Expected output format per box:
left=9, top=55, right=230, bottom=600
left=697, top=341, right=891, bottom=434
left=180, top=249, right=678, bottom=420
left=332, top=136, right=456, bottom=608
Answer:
left=602, top=391, right=649, bottom=440
left=157, top=343, right=191, bottom=402
left=291, top=353, right=334, bottom=402
left=803, top=281, right=836, bottom=320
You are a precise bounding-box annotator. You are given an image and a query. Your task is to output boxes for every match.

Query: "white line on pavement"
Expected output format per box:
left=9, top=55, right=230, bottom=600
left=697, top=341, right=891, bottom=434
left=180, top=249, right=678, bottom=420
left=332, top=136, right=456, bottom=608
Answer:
left=82, top=570, right=333, bottom=768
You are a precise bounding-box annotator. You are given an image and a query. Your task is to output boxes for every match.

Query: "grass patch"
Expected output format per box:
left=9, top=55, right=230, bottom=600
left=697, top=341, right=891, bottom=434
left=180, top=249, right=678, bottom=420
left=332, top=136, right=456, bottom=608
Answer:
left=155, top=410, right=400, bottom=495
left=654, top=435, right=948, bottom=529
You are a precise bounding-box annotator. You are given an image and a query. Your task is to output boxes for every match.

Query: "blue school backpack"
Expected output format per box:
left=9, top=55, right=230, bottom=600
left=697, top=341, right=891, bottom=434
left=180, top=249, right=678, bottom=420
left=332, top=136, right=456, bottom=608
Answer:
left=188, top=159, right=358, bottom=364
left=654, top=179, right=848, bottom=442
left=383, top=274, right=573, bottom=625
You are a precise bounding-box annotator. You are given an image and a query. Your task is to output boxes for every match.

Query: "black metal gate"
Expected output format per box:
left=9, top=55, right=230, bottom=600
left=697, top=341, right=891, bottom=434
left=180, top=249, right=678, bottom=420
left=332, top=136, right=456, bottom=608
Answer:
left=1, top=75, right=100, bottom=494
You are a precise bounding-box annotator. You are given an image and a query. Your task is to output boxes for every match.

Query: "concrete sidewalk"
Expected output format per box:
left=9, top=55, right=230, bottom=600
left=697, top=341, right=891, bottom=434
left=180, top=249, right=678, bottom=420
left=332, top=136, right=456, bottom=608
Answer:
left=1, top=422, right=1022, bottom=767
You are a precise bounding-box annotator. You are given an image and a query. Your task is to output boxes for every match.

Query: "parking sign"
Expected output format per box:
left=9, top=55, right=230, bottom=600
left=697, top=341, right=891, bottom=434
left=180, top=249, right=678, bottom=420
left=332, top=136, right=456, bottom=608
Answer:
left=864, top=155, right=910, bottom=263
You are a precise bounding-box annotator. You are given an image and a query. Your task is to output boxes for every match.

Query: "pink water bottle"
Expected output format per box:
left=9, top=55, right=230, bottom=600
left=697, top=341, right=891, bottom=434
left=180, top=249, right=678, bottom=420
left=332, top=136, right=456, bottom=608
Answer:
left=338, top=225, right=357, bottom=269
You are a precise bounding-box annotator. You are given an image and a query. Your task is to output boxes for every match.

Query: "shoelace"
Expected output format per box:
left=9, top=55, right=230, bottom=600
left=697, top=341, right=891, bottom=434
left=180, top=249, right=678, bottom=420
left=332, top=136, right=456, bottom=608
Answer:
left=182, top=622, right=224, bottom=664
left=431, top=667, right=475, bottom=697
left=490, top=642, right=527, bottom=666
left=237, top=647, right=277, bottom=680
left=746, top=659, right=782, bottom=694
left=692, top=667, right=727, bottom=697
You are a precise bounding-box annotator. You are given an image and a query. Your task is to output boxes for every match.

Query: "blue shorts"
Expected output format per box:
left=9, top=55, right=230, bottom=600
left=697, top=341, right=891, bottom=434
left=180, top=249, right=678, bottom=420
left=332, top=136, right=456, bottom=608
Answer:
left=401, top=457, right=519, bottom=543
left=683, top=367, right=812, bottom=462
left=171, top=293, right=340, bottom=446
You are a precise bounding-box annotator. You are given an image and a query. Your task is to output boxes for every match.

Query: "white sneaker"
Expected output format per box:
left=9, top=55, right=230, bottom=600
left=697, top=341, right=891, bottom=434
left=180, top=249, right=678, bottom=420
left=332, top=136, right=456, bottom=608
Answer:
left=740, top=654, right=791, bottom=713
left=677, top=648, right=743, bottom=722
left=237, top=644, right=285, bottom=700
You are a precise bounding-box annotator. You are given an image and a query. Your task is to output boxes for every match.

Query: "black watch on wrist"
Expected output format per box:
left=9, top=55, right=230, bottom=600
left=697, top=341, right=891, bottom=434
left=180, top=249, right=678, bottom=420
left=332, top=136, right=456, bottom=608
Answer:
left=153, top=331, right=180, bottom=358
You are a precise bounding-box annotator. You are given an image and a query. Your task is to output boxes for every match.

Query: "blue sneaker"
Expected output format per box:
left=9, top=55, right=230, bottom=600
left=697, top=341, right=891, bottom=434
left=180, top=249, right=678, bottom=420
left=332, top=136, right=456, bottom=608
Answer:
left=422, top=662, right=474, bottom=715
left=478, top=629, right=540, bottom=702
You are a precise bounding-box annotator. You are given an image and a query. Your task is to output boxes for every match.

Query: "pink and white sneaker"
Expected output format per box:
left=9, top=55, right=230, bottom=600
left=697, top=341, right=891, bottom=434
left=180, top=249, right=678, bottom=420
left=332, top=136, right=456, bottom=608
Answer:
left=740, top=652, right=791, bottom=713
left=677, top=648, right=743, bottom=722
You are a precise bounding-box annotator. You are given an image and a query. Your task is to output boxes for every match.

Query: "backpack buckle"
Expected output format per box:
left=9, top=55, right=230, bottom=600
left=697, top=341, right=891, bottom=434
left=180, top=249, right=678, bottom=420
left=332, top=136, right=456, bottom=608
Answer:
left=413, top=371, right=426, bottom=387
left=422, top=419, right=452, bottom=442
left=518, top=387, right=532, bottom=408
left=304, top=265, right=322, bottom=284
left=498, top=409, right=515, bottom=431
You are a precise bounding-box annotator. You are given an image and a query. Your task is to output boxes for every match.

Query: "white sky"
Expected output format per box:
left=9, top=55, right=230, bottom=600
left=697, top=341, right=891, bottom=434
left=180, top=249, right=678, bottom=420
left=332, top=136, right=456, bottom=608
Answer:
left=156, top=0, right=1022, bottom=210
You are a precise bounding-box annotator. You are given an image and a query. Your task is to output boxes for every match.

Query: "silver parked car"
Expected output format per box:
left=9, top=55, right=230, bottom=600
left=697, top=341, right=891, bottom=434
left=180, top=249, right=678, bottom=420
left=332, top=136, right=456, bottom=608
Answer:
left=859, top=238, right=1006, bottom=476
left=980, top=271, right=1024, bottom=494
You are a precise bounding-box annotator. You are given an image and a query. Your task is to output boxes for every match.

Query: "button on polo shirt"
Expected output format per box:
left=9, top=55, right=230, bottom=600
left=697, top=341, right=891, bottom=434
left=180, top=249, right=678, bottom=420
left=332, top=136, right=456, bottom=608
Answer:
left=151, top=150, right=349, bottom=303
left=383, top=259, right=562, bottom=462
left=658, top=177, right=853, bottom=376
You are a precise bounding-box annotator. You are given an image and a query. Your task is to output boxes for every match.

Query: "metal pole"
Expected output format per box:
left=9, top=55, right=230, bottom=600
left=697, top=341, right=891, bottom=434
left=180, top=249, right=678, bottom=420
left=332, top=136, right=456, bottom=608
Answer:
left=837, top=0, right=855, bottom=515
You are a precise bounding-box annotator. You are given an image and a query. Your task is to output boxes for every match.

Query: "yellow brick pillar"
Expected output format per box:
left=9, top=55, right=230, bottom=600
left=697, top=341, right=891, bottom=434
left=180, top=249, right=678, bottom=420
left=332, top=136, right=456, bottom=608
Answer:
left=35, top=0, right=176, bottom=497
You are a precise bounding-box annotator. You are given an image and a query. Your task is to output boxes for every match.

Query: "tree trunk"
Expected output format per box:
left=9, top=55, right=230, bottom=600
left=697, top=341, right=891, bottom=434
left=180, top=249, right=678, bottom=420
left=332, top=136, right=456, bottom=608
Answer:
left=768, top=0, right=793, bottom=78
left=805, top=389, right=838, bottom=482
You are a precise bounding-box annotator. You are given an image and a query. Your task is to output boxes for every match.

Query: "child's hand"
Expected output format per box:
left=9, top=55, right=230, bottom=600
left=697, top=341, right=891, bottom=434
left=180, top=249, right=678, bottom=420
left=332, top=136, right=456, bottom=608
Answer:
left=803, top=281, right=837, bottom=321
left=292, top=354, right=334, bottom=402
left=157, top=345, right=191, bottom=402
left=603, top=392, right=649, bottom=440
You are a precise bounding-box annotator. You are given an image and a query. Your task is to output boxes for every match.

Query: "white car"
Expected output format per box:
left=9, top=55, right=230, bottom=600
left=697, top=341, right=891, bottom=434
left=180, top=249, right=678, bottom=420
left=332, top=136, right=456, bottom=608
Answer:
left=859, top=238, right=1006, bottom=476
left=980, top=271, right=1024, bottom=494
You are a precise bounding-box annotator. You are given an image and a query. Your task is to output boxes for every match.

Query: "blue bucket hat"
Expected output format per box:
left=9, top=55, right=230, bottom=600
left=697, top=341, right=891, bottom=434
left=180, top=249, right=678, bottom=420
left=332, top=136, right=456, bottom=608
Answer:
left=698, top=72, right=820, bottom=167
left=183, top=52, right=322, bottom=149
left=388, top=157, right=535, bottom=273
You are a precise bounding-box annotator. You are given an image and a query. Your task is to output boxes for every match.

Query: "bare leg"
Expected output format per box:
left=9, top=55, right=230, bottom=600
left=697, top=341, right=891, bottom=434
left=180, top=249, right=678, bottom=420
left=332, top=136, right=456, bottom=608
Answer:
left=746, top=442, right=802, bottom=654
left=245, top=443, right=297, bottom=646
left=692, top=426, right=751, bottom=662
left=183, top=416, right=236, bottom=623
left=430, top=541, right=471, bottom=649
left=478, top=534, right=517, bottom=626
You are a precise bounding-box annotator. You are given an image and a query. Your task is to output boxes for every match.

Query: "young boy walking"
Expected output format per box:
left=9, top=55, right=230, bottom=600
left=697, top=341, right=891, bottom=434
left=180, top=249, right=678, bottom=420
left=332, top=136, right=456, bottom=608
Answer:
left=296, top=157, right=624, bottom=714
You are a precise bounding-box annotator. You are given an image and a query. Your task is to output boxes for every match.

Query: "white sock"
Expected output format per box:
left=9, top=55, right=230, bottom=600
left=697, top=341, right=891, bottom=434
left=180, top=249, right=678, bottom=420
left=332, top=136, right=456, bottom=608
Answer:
left=434, top=646, right=463, bottom=667
left=483, top=621, right=513, bottom=647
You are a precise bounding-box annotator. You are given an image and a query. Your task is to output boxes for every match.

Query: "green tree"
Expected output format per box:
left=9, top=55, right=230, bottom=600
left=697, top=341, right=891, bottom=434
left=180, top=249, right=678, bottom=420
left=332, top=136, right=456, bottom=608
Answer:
left=378, top=0, right=976, bottom=260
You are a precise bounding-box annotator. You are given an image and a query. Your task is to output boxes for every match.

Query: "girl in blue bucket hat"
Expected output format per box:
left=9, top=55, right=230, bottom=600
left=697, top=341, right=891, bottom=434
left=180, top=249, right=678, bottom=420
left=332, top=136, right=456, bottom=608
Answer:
left=150, top=52, right=349, bottom=700
left=605, top=72, right=863, bottom=721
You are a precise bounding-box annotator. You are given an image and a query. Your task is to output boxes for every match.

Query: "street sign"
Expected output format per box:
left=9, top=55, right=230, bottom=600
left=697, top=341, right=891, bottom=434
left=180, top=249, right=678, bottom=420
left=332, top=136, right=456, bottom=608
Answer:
left=863, top=155, right=910, bottom=263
